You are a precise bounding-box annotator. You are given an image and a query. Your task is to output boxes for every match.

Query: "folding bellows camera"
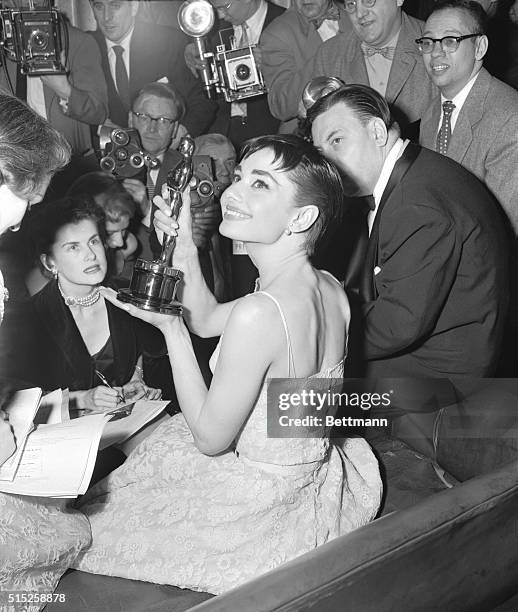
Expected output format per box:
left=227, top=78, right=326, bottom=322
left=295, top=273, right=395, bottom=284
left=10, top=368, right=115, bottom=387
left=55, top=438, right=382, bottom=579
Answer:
left=178, top=0, right=266, bottom=102
left=0, top=1, right=67, bottom=76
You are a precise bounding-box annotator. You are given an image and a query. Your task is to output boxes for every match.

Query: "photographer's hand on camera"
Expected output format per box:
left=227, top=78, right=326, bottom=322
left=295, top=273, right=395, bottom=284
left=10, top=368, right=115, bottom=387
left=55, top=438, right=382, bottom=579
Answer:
left=191, top=194, right=221, bottom=250
left=184, top=42, right=208, bottom=77
left=123, top=178, right=149, bottom=217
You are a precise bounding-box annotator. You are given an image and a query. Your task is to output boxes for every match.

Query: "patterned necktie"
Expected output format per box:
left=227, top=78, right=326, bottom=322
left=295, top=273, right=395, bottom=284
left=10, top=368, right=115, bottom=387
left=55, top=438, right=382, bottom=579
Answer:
left=113, top=45, right=130, bottom=110
left=361, top=44, right=396, bottom=60
left=436, top=100, right=455, bottom=155
left=311, top=3, right=341, bottom=29
left=147, top=170, right=156, bottom=201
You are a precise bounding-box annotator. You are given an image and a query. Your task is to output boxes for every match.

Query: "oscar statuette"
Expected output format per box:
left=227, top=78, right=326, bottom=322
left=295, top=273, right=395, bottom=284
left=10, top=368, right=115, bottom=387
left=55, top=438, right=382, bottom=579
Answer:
left=117, top=136, right=195, bottom=315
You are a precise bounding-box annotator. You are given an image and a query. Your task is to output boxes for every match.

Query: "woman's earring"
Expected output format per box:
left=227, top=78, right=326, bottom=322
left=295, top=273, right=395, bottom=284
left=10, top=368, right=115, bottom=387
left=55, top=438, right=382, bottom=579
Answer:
left=51, top=268, right=58, bottom=280
left=285, top=226, right=292, bottom=236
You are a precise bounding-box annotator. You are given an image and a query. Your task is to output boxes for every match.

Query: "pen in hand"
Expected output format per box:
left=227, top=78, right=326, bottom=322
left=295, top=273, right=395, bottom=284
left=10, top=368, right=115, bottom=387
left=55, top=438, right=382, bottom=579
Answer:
left=95, top=370, right=125, bottom=405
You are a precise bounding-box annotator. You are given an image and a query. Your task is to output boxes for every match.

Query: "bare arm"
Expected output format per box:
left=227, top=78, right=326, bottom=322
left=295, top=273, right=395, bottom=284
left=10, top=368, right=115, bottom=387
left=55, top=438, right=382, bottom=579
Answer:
left=153, top=188, right=237, bottom=337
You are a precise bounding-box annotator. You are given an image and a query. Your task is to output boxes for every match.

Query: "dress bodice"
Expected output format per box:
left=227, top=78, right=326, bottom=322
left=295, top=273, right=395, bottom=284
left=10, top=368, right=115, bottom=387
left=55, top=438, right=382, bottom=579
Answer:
left=209, top=289, right=346, bottom=468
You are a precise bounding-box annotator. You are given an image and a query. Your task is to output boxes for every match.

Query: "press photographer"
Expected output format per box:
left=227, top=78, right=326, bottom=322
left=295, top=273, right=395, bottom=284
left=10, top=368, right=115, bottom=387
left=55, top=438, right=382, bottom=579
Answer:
left=0, top=0, right=107, bottom=158
left=183, top=0, right=284, bottom=149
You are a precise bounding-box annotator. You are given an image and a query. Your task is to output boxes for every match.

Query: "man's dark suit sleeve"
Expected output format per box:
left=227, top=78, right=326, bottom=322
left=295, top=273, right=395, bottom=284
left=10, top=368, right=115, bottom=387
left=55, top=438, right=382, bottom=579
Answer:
left=364, top=203, right=462, bottom=359
left=169, top=51, right=217, bottom=136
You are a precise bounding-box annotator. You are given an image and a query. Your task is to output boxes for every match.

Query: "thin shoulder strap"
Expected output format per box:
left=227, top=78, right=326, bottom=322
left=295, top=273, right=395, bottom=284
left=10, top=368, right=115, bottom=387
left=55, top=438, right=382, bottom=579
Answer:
left=254, top=291, right=296, bottom=378
left=320, top=269, right=344, bottom=287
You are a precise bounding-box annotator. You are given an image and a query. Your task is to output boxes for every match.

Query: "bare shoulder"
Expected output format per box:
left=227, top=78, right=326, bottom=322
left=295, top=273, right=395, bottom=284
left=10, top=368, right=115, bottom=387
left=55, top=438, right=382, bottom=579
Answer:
left=225, top=293, right=282, bottom=332
left=318, top=270, right=350, bottom=317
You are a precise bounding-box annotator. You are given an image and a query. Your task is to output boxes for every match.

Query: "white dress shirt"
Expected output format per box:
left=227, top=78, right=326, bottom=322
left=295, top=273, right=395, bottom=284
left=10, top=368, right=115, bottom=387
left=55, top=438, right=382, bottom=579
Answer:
left=438, top=70, right=480, bottom=134
left=27, top=77, right=47, bottom=120
left=369, top=138, right=409, bottom=234
left=106, top=26, right=134, bottom=94
left=364, top=29, right=400, bottom=98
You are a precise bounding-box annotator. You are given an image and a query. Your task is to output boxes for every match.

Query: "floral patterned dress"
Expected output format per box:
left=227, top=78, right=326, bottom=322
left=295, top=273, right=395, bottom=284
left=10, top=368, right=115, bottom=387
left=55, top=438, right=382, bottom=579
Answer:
left=0, top=268, right=91, bottom=612
left=74, top=291, right=382, bottom=595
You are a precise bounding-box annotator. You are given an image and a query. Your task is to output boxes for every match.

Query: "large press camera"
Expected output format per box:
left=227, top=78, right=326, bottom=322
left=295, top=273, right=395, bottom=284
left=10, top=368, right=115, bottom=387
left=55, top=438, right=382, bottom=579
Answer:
left=0, top=1, right=67, bottom=75
left=178, top=0, right=266, bottom=102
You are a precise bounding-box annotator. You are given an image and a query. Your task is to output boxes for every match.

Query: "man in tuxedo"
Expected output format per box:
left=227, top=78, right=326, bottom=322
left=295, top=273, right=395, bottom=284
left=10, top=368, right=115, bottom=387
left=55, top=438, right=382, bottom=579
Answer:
left=89, top=0, right=216, bottom=136
left=310, top=0, right=437, bottom=138
left=260, top=0, right=345, bottom=133
left=418, top=0, right=518, bottom=234
left=309, top=84, right=508, bottom=378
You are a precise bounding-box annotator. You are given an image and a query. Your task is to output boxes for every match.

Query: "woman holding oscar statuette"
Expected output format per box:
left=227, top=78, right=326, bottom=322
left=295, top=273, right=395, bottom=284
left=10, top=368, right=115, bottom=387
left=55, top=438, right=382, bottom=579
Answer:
left=73, top=135, right=382, bottom=594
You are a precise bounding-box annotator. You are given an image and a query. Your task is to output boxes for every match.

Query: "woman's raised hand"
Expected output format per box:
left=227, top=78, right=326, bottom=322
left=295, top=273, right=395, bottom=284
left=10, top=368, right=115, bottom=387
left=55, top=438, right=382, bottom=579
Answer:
left=153, top=184, right=198, bottom=266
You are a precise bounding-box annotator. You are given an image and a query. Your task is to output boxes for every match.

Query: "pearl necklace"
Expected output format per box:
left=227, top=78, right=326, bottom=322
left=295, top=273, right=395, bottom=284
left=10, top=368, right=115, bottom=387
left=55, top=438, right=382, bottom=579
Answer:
left=58, top=282, right=101, bottom=308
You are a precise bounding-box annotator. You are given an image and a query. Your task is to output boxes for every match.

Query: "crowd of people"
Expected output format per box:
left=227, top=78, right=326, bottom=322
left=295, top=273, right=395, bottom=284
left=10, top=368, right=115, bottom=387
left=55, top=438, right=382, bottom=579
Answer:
left=0, top=0, right=517, bottom=606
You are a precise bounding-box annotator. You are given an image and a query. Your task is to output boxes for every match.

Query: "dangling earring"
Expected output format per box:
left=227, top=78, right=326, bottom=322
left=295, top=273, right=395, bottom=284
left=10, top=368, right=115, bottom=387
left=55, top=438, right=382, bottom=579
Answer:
left=51, top=268, right=58, bottom=280
left=285, top=226, right=292, bottom=236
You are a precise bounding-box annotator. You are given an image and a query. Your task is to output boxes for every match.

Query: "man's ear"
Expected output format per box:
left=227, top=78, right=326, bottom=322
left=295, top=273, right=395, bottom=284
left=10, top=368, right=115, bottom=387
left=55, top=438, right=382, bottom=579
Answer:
left=475, top=34, right=488, bottom=61
left=371, top=117, right=389, bottom=148
left=289, top=205, right=320, bottom=234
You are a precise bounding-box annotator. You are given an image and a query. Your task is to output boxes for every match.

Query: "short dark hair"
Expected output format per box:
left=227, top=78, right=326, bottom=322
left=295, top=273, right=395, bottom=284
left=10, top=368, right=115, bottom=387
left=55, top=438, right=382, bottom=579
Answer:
left=67, top=172, right=136, bottom=222
left=307, top=83, right=397, bottom=133
left=28, top=195, right=106, bottom=263
left=239, top=134, right=344, bottom=255
left=429, top=0, right=488, bottom=35
left=132, top=82, right=186, bottom=121
left=0, top=94, right=70, bottom=196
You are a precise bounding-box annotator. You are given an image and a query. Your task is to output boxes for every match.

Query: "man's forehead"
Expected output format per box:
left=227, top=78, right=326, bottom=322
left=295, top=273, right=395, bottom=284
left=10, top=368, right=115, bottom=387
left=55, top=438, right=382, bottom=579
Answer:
left=135, top=94, right=177, bottom=113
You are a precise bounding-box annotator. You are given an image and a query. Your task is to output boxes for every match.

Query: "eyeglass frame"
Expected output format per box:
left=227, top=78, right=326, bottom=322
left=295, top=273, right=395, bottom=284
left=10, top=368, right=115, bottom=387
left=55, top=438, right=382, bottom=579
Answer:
left=344, top=0, right=377, bottom=14
left=214, top=0, right=234, bottom=14
left=131, top=111, right=178, bottom=128
left=415, top=33, right=482, bottom=54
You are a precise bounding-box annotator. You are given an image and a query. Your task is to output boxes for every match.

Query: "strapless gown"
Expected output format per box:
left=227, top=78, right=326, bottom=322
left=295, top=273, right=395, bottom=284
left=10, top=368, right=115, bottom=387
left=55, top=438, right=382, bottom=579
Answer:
left=74, top=292, right=382, bottom=595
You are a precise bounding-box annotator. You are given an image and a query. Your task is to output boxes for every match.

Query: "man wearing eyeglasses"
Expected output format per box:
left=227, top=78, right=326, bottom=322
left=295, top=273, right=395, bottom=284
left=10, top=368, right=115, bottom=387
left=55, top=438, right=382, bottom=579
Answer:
left=310, top=0, right=436, bottom=136
left=419, top=0, right=518, bottom=235
left=89, top=0, right=217, bottom=136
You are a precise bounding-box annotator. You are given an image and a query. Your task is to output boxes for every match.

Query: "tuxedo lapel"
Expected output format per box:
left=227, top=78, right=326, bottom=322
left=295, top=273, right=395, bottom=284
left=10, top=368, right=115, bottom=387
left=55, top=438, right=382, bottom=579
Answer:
left=360, top=143, right=421, bottom=303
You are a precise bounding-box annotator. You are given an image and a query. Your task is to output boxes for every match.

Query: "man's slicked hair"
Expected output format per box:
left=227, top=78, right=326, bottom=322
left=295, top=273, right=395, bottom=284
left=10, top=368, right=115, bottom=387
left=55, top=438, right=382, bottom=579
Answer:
left=132, top=82, right=186, bottom=121
left=429, top=0, right=488, bottom=35
left=0, top=93, right=70, bottom=196
left=307, top=83, right=397, bottom=132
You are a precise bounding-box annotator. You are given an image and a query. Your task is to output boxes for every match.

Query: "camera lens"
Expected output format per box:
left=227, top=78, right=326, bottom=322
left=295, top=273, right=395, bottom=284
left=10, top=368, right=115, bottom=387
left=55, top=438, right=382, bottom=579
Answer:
left=115, top=148, right=128, bottom=161
left=30, top=30, right=49, bottom=51
left=112, top=130, right=130, bottom=146
left=100, top=157, right=116, bottom=173
left=130, top=154, right=144, bottom=168
left=235, top=64, right=251, bottom=82
left=197, top=180, right=214, bottom=198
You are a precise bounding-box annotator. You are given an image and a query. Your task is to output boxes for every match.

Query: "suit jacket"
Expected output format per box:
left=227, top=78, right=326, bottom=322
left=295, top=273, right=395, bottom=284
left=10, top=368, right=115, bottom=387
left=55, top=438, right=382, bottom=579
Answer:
left=361, top=143, right=508, bottom=378
left=91, top=20, right=217, bottom=136
left=0, top=24, right=108, bottom=155
left=260, top=5, right=346, bottom=124
left=312, top=12, right=437, bottom=127
left=419, top=68, right=518, bottom=235
left=208, top=0, right=285, bottom=145
left=7, top=280, right=165, bottom=392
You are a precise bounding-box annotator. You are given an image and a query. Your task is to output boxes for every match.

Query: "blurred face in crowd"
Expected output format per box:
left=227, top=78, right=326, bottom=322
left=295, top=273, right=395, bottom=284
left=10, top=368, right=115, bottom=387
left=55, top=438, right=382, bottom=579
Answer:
left=510, top=0, right=518, bottom=25
left=0, top=177, right=50, bottom=234
left=311, top=101, right=386, bottom=196
left=347, top=0, right=404, bottom=47
left=130, top=94, right=180, bottom=156
left=422, top=8, right=487, bottom=100
left=198, top=141, right=236, bottom=187
left=44, top=219, right=107, bottom=293
left=90, top=0, right=138, bottom=43
left=209, top=0, right=258, bottom=26
left=104, top=215, right=130, bottom=249
left=294, top=0, right=332, bottom=21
